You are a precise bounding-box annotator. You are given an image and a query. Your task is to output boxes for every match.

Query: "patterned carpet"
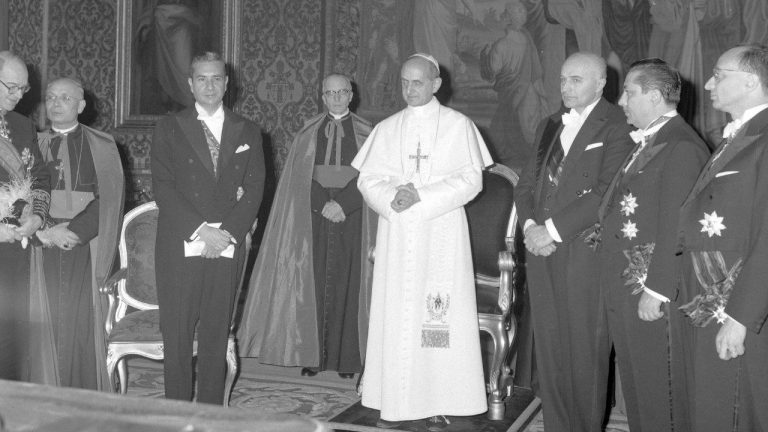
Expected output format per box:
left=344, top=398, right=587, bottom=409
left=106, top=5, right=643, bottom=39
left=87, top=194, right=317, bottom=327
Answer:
left=125, top=359, right=630, bottom=431
left=125, top=359, right=360, bottom=421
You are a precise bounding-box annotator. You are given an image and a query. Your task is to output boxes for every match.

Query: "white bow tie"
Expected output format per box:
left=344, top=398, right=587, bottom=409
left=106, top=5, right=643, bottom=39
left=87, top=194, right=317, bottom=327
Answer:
left=561, top=111, right=580, bottom=127
left=197, top=111, right=225, bottom=122
left=629, top=130, right=645, bottom=145
left=723, top=119, right=743, bottom=140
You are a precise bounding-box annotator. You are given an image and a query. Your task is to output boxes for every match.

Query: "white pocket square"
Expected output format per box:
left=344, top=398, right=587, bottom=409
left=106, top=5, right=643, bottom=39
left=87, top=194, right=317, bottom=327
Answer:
left=585, top=142, right=603, bottom=151
left=715, top=170, right=739, bottom=178
left=235, top=144, right=250, bottom=153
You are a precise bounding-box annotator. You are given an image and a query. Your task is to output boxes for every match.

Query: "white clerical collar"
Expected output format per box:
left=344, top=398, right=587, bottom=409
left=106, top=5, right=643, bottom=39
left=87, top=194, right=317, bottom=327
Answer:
left=329, top=109, right=349, bottom=120
left=406, top=97, right=440, bottom=117
left=195, top=103, right=225, bottom=121
left=53, top=124, right=79, bottom=135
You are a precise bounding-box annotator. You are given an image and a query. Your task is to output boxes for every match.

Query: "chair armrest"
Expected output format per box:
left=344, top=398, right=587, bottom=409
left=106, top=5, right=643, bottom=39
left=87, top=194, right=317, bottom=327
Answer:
left=100, top=267, right=127, bottom=295
left=101, top=267, right=127, bottom=336
left=497, top=250, right=515, bottom=314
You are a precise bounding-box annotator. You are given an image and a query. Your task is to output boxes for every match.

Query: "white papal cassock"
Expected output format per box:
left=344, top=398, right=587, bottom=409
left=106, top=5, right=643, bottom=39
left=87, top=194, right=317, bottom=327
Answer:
left=351, top=97, right=493, bottom=421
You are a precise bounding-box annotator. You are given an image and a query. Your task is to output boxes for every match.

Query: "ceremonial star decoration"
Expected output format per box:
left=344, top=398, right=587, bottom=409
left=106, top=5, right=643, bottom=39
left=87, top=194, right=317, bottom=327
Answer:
left=622, top=220, right=638, bottom=239
left=699, top=211, right=726, bottom=237
left=620, top=192, right=638, bottom=216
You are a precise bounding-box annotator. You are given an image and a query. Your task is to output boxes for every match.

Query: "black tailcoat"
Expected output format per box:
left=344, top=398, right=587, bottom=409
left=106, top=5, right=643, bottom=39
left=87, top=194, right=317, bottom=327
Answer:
left=151, top=107, right=265, bottom=404
left=678, top=107, right=768, bottom=432
left=515, top=98, right=633, bottom=432
left=598, top=115, right=709, bottom=432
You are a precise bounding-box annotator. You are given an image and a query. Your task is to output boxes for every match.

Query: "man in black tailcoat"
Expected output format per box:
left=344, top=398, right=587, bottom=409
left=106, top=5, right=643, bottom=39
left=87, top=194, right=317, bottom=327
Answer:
left=151, top=51, right=264, bottom=404
left=514, top=52, right=632, bottom=432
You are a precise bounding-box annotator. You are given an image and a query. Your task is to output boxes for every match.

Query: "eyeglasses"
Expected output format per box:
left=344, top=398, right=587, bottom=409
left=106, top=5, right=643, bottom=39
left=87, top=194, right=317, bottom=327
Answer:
left=45, top=95, right=81, bottom=104
left=712, top=68, right=753, bottom=83
left=323, top=89, right=351, bottom=97
left=0, top=78, right=31, bottom=96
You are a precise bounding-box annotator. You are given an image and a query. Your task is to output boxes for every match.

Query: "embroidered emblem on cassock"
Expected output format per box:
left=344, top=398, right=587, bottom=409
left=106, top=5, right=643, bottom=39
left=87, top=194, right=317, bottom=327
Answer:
left=700, top=211, right=726, bottom=237
left=622, top=221, right=638, bottom=239
left=622, top=243, right=655, bottom=295
left=422, top=292, right=450, bottom=348
left=620, top=192, right=638, bottom=216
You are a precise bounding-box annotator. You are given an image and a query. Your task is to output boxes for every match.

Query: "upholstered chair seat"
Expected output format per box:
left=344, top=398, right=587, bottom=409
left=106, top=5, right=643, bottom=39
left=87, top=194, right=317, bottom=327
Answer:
left=101, top=201, right=238, bottom=405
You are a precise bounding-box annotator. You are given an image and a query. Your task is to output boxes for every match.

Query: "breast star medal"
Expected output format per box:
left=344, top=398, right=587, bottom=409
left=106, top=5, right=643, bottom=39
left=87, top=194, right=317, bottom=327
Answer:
left=622, top=221, right=638, bottom=239
left=620, top=192, right=638, bottom=216
left=699, top=211, right=726, bottom=237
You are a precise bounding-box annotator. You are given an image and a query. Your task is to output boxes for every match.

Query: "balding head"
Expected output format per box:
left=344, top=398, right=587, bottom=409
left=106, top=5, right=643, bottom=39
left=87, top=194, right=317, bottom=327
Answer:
left=560, top=52, right=607, bottom=113
left=45, top=77, right=86, bottom=129
left=0, top=51, right=30, bottom=113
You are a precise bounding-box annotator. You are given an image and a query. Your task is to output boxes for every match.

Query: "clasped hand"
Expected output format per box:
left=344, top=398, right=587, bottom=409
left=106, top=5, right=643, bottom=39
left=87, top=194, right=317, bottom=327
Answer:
left=0, top=204, right=44, bottom=244
left=524, top=224, right=556, bottom=256
left=198, top=224, right=234, bottom=259
left=322, top=200, right=346, bottom=223
left=36, top=222, right=80, bottom=250
left=390, top=183, right=420, bottom=213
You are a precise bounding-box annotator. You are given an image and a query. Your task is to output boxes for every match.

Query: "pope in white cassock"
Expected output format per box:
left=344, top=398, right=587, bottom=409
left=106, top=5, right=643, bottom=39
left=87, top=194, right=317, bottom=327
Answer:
left=351, top=53, right=493, bottom=429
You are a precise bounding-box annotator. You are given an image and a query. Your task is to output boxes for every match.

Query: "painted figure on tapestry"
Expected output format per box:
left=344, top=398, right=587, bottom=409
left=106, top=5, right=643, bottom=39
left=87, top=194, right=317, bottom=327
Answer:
left=678, top=44, right=768, bottom=432
left=34, top=77, right=125, bottom=390
left=514, top=52, right=633, bottom=432
left=0, top=50, right=51, bottom=382
left=151, top=51, right=265, bottom=404
left=238, top=74, right=375, bottom=379
left=480, top=0, right=550, bottom=172
left=352, top=53, right=492, bottom=431
left=595, top=58, right=709, bottom=432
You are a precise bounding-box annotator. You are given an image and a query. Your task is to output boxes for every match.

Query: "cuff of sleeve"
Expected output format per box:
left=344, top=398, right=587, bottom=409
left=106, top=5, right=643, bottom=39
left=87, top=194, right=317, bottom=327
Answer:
left=190, top=222, right=208, bottom=241
left=643, top=287, right=670, bottom=303
left=32, top=189, right=51, bottom=227
left=524, top=219, right=536, bottom=232
left=544, top=218, right=562, bottom=243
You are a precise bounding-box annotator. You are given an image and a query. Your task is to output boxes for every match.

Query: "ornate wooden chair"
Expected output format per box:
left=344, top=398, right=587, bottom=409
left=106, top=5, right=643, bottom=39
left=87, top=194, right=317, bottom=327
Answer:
left=100, top=201, right=238, bottom=405
left=465, top=163, right=521, bottom=420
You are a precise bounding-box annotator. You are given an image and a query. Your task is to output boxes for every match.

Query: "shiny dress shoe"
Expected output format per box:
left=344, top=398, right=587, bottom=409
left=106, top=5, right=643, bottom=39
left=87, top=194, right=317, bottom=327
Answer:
left=300, top=367, right=318, bottom=376
left=338, top=372, right=355, bottom=379
left=425, top=415, right=450, bottom=432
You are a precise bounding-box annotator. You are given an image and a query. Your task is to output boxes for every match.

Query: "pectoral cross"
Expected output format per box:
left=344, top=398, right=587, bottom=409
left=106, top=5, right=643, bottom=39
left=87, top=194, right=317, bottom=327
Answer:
left=409, top=143, right=429, bottom=173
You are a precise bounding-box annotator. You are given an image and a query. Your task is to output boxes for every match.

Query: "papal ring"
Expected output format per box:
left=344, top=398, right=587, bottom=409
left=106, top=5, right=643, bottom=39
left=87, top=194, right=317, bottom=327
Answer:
left=63, top=243, right=70, bottom=248
left=397, top=199, right=405, bottom=206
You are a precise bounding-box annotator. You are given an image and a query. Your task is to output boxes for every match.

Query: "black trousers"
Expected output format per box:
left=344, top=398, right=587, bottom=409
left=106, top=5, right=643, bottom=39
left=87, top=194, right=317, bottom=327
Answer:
left=157, top=253, right=240, bottom=404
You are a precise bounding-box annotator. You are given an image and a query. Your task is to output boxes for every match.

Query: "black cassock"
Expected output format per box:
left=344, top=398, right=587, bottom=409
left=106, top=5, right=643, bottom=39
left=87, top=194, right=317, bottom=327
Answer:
left=41, top=126, right=100, bottom=389
left=309, top=114, right=363, bottom=373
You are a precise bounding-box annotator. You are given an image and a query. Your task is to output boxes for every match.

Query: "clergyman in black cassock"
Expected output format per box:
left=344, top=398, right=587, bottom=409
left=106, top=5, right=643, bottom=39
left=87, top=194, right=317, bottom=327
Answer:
left=35, top=77, right=124, bottom=390
left=237, top=74, right=375, bottom=376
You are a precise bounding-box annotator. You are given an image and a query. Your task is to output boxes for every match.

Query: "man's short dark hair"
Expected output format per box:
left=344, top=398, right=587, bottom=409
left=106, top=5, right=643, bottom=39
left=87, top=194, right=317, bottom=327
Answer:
left=628, top=58, right=681, bottom=105
left=735, top=44, right=768, bottom=92
left=189, top=51, right=226, bottom=77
